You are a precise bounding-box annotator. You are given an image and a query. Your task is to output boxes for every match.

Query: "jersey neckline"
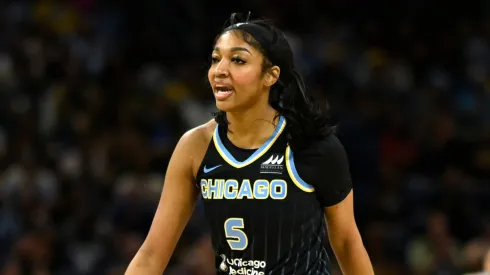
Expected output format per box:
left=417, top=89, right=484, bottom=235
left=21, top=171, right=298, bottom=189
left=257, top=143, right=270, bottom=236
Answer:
left=212, top=116, right=287, bottom=168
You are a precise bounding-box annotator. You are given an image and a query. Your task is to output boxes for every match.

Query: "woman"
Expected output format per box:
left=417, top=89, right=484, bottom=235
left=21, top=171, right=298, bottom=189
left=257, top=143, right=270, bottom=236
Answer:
left=126, top=13, right=374, bottom=275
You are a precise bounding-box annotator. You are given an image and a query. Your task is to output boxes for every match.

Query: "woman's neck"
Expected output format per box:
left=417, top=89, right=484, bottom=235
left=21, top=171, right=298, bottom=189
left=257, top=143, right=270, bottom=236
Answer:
left=226, top=104, right=279, bottom=149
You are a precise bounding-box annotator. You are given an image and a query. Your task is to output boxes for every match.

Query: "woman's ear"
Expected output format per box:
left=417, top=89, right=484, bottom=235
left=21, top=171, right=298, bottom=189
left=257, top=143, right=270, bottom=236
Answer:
left=264, top=65, right=280, bottom=87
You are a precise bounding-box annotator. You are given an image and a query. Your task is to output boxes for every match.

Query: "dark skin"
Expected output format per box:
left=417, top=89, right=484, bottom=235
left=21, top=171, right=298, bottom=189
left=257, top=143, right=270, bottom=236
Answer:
left=125, top=31, right=374, bottom=275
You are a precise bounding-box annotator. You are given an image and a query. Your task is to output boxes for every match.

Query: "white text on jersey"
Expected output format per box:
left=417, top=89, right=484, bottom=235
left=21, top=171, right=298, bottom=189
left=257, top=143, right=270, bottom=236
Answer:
left=200, top=179, right=287, bottom=200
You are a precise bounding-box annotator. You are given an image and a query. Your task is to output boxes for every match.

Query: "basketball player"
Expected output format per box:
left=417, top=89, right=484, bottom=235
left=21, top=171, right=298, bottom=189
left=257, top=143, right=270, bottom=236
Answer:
left=126, top=13, right=374, bottom=275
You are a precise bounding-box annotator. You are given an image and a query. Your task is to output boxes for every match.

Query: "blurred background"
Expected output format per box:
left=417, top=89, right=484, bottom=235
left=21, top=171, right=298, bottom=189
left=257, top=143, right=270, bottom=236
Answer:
left=0, top=0, right=489, bottom=274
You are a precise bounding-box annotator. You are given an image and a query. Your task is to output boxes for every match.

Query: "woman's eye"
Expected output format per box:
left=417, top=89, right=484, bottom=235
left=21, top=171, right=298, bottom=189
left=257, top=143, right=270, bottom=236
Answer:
left=231, top=57, right=246, bottom=64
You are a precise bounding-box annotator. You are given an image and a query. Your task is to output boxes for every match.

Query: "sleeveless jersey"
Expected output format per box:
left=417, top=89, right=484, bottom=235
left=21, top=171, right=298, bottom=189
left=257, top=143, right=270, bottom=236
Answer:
left=196, top=116, right=332, bottom=275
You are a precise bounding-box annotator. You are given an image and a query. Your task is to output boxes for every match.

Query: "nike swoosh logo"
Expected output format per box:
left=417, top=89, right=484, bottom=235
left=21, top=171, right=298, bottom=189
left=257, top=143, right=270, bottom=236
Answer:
left=203, top=165, right=222, bottom=173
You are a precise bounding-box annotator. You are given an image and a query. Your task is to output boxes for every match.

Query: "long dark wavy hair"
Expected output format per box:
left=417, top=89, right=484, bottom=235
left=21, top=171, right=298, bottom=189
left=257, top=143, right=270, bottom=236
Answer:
left=212, top=13, right=333, bottom=150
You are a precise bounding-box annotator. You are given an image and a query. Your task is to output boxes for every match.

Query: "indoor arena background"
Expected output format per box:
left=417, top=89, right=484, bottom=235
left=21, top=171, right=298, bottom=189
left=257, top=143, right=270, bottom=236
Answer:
left=0, top=1, right=489, bottom=274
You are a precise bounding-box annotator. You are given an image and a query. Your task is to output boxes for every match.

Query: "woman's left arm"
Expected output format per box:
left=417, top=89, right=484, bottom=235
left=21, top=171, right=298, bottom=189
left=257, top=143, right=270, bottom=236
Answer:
left=324, top=190, right=374, bottom=275
left=294, top=133, right=374, bottom=274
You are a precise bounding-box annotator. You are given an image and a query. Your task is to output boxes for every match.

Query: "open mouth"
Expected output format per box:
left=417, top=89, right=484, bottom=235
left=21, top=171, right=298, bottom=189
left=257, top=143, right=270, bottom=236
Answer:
left=214, top=86, right=234, bottom=100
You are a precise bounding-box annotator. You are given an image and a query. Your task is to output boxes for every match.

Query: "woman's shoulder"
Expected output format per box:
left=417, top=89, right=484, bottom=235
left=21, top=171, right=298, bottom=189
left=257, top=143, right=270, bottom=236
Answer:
left=296, top=128, right=343, bottom=158
left=177, top=119, right=217, bottom=176
left=181, top=119, right=217, bottom=149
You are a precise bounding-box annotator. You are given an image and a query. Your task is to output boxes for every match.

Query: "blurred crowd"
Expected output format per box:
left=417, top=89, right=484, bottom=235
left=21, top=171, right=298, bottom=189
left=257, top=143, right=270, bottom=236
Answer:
left=0, top=0, right=489, bottom=274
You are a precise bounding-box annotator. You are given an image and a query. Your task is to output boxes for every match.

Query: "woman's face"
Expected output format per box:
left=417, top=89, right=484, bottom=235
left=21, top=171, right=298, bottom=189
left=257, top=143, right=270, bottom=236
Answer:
left=208, top=31, right=278, bottom=112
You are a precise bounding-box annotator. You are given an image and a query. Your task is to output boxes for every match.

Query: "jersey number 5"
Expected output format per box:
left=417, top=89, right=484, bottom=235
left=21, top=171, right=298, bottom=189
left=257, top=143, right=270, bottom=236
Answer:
left=224, top=218, right=248, bottom=250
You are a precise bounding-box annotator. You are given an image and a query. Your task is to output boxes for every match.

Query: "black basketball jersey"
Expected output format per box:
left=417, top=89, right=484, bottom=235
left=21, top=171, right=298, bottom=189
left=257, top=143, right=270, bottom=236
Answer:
left=196, top=116, right=332, bottom=275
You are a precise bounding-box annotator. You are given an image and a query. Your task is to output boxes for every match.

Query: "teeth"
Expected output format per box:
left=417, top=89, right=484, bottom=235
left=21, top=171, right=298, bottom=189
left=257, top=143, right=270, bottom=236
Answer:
left=216, top=87, right=233, bottom=92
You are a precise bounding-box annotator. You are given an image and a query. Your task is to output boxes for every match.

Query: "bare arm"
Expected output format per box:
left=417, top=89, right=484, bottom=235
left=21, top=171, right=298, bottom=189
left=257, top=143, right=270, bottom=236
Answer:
left=125, top=128, right=207, bottom=275
left=324, top=190, right=374, bottom=275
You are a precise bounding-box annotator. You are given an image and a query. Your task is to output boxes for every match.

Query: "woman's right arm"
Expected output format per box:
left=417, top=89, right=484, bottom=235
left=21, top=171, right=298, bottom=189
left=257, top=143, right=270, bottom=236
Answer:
left=125, top=127, right=208, bottom=274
